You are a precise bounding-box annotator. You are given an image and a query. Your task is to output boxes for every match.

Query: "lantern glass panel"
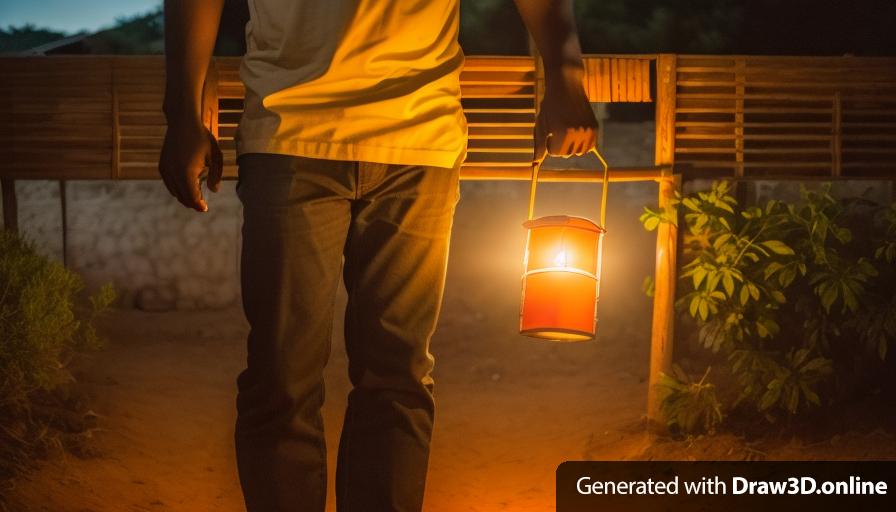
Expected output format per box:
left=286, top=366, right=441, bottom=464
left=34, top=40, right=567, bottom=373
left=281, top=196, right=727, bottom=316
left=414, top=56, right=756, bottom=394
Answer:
left=525, top=226, right=599, bottom=274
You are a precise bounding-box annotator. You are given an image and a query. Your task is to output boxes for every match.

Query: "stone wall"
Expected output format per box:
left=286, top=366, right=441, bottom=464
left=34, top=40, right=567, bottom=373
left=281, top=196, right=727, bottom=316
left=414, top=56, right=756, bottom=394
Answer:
left=6, top=181, right=243, bottom=311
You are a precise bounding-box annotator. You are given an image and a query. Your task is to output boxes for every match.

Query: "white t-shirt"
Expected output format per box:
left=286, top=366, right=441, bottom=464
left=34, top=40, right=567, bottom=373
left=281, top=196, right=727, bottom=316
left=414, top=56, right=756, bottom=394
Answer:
left=236, top=0, right=468, bottom=169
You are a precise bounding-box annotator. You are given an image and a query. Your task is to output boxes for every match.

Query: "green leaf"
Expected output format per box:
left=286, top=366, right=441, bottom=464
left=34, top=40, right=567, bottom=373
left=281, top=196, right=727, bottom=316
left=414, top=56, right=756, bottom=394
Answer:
left=759, top=384, right=782, bottom=411
left=761, top=240, right=795, bottom=256
left=834, top=227, right=852, bottom=244
left=643, top=215, right=660, bottom=231
left=749, top=283, right=761, bottom=301
left=786, top=385, right=800, bottom=414
left=716, top=201, right=735, bottom=214
left=707, top=273, right=721, bottom=293
left=801, top=357, right=832, bottom=375
left=841, top=283, right=859, bottom=313
left=792, top=348, right=810, bottom=367
left=779, top=268, right=796, bottom=288
left=764, top=262, right=784, bottom=280
left=693, top=267, right=708, bottom=289
left=800, top=382, right=821, bottom=406
left=694, top=214, right=709, bottom=231
left=713, top=234, right=733, bottom=250
left=722, top=273, right=735, bottom=297
left=739, top=285, right=749, bottom=305
left=682, top=197, right=701, bottom=212
left=820, top=283, right=838, bottom=312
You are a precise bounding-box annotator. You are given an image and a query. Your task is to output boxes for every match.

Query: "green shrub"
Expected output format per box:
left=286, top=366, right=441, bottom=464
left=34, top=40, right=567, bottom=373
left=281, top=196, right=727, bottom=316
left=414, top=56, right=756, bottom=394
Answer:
left=657, top=366, right=723, bottom=435
left=0, top=230, right=114, bottom=484
left=641, top=182, right=896, bottom=430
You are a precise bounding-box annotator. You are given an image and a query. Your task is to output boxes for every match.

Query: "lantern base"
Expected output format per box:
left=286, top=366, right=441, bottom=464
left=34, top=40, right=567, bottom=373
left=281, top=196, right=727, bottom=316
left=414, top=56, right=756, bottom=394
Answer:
left=519, top=328, right=594, bottom=342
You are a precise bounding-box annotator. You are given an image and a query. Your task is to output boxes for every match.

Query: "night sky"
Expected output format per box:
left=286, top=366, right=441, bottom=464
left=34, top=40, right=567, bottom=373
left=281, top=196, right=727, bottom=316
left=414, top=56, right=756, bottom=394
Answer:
left=0, top=0, right=159, bottom=33
left=1, top=0, right=895, bottom=56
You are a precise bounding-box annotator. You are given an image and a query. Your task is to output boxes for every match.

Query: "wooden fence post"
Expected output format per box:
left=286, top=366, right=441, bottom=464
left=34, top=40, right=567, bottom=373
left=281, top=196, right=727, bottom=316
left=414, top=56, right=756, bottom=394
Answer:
left=647, top=175, right=680, bottom=431
left=647, top=54, right=679, bottom=431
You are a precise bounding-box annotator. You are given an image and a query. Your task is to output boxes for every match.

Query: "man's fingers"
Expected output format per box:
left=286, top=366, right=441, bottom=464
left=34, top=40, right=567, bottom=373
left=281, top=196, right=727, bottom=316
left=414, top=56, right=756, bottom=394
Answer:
left=571, top=129, right=586, bottom=156
left=187, top=170, right=208, bottom=212
left=172, top=177, right=196, bottom=210
left=548, top=131, right=564, bottom=156
left=586, top=131, right=597, bottom=154
left=561, top=131, right=578, bottom=156
left=169, top=165, right=206, bottom=212
left=161, top=166, right=201, bottom=212
left=207, top=133, right=224, bottom=193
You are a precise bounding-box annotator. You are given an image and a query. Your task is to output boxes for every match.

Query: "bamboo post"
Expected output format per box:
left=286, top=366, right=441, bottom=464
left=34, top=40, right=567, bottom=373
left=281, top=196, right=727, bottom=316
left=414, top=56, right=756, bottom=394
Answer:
left=647, top=54, right=679, bottom=431
left=647, top=175, right=680, bottom=431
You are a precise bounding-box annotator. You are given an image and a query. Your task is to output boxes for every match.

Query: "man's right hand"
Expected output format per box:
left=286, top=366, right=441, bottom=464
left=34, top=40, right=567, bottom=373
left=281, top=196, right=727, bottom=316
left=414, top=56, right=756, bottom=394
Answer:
left=158, top=117, right=223, bottom=212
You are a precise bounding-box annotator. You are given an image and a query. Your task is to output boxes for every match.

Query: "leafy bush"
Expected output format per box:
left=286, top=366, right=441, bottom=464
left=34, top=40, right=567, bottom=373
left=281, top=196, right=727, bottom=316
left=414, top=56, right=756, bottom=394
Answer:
left=0, top=230, right=114, bottom=484
left=641, top=182, right=896, bottom=429
left=657, top=366, right=723, bottom=435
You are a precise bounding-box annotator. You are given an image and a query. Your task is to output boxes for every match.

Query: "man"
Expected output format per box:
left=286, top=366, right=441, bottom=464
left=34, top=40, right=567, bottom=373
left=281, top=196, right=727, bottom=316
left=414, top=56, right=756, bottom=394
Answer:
left=159, top=1, right=597, bottom=510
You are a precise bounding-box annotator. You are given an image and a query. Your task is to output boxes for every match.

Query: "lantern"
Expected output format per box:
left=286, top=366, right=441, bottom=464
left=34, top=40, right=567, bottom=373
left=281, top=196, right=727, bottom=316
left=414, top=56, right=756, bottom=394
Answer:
left=520, top=148, right=610, bottom=341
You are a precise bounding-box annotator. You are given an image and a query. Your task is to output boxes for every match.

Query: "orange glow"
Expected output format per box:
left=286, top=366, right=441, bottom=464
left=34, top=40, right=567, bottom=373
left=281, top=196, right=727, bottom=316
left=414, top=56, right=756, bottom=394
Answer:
left=520, top=215, right=605, bottom=342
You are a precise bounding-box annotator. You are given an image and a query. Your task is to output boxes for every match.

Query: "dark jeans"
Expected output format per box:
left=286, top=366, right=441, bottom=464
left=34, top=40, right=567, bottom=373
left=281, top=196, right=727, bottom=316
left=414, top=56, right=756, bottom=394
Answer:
left=234, top=154, right=459, bottom=512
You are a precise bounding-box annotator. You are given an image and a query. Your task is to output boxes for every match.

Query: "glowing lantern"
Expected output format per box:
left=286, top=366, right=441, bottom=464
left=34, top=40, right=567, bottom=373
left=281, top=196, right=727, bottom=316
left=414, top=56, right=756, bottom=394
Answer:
left=520, top=148, right=610, bottom=342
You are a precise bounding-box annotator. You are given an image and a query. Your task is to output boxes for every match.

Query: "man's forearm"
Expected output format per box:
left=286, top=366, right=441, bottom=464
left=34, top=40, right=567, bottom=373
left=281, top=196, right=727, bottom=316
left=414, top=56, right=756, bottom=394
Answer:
left=162, top=0, right=225, bottom=123
left=512, top=0, right=584, bottom=83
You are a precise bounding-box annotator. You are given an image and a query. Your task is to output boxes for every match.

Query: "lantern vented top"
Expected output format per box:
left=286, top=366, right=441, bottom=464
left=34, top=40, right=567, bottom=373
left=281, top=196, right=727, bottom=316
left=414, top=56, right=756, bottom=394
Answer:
left=523, top=215, right=605, bottom=234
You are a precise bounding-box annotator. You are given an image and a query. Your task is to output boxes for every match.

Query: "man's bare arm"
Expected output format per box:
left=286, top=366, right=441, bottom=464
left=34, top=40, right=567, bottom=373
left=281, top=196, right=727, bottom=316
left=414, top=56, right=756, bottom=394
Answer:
left=159, top=0, right=225, bottom=212
left=512, top=0, right=598, bottom=159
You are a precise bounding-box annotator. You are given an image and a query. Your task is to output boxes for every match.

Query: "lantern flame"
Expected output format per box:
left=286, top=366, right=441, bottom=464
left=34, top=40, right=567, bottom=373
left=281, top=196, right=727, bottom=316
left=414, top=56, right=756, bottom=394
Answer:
left=553, top=250, right=568, bottom=267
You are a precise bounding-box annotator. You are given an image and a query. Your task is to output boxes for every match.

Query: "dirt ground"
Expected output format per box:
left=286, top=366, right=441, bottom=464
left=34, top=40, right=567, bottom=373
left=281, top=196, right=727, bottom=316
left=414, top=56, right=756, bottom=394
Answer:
left=6, top=182, right=895, bottom=511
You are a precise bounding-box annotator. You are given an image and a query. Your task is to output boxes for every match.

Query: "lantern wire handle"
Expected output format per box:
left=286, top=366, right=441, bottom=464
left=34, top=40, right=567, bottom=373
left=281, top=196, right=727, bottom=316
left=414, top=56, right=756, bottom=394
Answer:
left=527, top=136, right=611, bottom=229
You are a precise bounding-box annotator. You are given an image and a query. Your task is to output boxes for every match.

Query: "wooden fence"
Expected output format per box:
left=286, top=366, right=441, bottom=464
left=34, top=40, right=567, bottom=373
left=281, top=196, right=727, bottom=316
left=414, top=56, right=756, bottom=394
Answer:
left=671, top=55, right=896, bottom=179
left=2, top=53, right=895, bottom=429
left=1, top=55, right=658, bottom=181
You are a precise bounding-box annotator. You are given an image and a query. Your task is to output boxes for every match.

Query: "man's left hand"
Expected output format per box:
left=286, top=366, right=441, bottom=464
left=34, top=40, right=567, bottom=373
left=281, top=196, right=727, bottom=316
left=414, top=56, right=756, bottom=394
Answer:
left=534, top=67, right=599, bottom=160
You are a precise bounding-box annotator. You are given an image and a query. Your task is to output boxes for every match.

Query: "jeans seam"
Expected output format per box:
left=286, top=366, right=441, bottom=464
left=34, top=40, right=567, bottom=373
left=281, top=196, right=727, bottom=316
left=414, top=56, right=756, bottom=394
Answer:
left=340, top=223, right=359, bottom=510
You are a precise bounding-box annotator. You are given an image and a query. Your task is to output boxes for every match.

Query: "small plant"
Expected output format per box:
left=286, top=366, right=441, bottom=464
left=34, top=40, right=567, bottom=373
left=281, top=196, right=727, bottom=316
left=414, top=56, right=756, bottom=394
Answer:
left=657, top=365, right=723, bottom=435
left=641, top=182, right=896, bottom=432
left=0, top=230, right=114, bottom=486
